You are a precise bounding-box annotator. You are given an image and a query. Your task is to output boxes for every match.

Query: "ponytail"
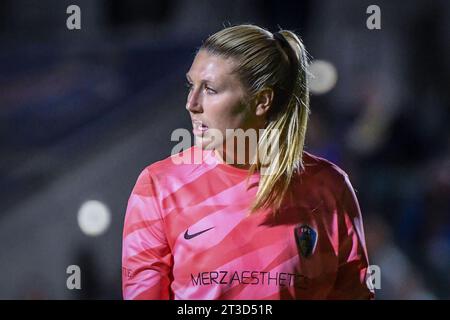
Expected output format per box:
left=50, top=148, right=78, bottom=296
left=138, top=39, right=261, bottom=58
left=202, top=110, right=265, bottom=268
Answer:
left=201, top=25, right=311, bottom=216
left=248, top=31, right=310, bottom=215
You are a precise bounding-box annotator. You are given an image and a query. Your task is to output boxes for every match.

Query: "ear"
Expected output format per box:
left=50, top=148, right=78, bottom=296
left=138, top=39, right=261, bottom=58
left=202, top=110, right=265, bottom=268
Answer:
left=253, top=87, right=274, bottom=117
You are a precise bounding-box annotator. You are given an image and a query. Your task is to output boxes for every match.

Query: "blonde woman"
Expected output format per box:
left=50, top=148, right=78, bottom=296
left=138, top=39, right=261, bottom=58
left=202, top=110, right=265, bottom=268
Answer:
left=122, top=24, right=374, bottom=300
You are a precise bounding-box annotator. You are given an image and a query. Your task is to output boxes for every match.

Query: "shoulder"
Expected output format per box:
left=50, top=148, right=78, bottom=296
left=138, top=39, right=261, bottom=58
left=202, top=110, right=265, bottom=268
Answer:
left=136, top=146, right=213, bottom=190
left=302, top=151, right=349, bottom=180
left=301, top=151, right=352, bottom=197
left=298, top=151, right=362, bottom=221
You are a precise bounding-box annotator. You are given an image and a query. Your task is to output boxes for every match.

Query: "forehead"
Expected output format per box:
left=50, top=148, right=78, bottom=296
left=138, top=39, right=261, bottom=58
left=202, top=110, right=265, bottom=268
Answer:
left=187, top=50, right=238, bottom=83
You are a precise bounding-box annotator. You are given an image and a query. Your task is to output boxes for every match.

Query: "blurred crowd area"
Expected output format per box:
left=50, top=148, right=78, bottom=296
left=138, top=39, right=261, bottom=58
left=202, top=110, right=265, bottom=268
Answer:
left=0, top=0, right=448, bottom=299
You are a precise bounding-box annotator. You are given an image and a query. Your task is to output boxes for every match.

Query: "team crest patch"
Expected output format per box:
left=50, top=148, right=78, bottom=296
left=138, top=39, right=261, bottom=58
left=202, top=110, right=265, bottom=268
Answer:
left=294, top=225, right=317, bottom=258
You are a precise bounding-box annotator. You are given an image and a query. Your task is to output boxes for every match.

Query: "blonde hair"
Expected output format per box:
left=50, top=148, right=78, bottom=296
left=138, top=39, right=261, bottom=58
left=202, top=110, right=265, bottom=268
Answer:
left=200, top=24, right=311, bottom=216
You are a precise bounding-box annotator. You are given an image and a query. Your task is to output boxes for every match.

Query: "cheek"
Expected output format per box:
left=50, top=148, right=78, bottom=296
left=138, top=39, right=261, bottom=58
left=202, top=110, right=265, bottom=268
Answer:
left=206, top=96, right=248, bottom=128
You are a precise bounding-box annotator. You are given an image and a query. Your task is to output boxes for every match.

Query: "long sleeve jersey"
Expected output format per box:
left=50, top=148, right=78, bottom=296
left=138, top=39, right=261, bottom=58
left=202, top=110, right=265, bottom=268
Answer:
left=122, top=146, right=374, bottom=299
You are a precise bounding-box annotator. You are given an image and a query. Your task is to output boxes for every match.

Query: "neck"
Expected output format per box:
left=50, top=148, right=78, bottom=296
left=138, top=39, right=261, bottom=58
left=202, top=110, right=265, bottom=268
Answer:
left=214, top=140, right=257, bottom=170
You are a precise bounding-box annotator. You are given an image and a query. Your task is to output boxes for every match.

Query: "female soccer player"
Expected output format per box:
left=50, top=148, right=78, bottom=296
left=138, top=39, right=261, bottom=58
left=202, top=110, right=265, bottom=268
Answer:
left=122, top=24, right=374, bottom=300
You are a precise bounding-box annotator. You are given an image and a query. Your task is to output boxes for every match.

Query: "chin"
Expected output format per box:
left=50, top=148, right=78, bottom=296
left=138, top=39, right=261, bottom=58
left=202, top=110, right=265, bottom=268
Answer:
left=194, top=136, right=221, bottom=150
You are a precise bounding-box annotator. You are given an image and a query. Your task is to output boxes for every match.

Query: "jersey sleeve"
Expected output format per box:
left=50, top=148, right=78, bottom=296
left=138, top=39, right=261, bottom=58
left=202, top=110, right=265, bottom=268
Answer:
left=122, top=168, right=173, bottom=300
left=327, top=173, right=375, bottom=299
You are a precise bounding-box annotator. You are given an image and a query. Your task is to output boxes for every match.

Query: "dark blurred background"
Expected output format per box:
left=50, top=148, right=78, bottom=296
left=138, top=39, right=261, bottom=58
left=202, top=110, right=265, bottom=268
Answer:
left=0, top=0, right=448, bottom=299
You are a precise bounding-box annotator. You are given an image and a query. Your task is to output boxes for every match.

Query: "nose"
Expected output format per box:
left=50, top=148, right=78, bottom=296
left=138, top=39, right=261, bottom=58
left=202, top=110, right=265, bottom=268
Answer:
left=185, top=87, right=203, bottom=113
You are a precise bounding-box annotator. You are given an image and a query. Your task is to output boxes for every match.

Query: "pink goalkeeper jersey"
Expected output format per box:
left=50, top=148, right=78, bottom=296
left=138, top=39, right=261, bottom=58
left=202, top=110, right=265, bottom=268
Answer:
left=122, top=146, right=374, bottom=300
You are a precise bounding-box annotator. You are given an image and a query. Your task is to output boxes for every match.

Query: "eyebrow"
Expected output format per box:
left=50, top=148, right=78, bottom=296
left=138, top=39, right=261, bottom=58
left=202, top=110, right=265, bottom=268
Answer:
left=185, top=73, right=216, bottom=84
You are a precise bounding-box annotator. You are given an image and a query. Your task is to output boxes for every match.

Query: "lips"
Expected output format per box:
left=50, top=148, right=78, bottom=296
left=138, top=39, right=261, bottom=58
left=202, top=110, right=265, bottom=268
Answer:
left=192, top=120, right=209, bottom=135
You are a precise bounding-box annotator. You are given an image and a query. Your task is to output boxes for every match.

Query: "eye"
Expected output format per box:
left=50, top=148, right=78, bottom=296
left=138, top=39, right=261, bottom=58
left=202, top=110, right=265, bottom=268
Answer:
left=185, top=81, right=193, bottom=91
left=205, top=86, right=217, bottom=94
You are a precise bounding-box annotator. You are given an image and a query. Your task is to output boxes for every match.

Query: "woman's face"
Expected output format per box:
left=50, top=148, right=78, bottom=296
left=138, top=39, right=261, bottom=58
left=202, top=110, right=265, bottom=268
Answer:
left=185, top=50, right=263, bottom=152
